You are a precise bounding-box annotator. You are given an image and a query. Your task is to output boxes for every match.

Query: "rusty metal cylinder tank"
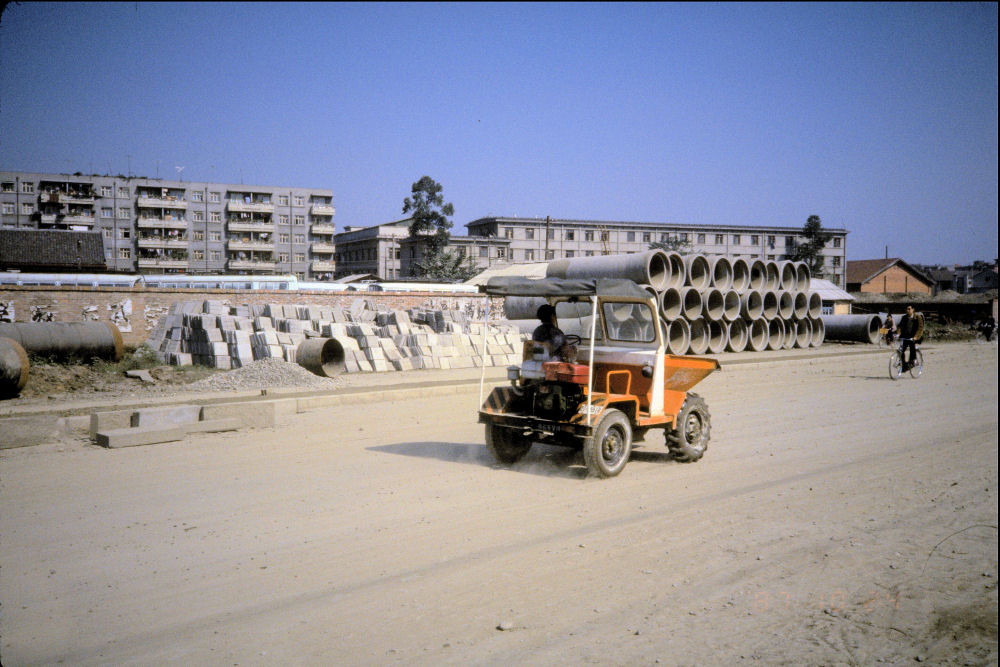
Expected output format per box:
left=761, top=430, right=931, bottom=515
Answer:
left=0, top=322, right=123, bottom=361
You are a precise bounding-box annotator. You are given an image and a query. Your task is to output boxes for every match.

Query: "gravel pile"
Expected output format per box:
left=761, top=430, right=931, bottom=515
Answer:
left=184, top=358, right=343, bottom=393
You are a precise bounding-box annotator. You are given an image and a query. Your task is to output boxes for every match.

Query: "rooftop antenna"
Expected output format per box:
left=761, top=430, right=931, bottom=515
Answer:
left=175, top=166, right=185, bottom=182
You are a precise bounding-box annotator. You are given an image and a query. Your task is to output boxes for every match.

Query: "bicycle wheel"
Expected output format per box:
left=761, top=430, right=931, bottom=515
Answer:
left=909, top=349, right=923, bottom=378
left=889, top=351, right=903, bottom=380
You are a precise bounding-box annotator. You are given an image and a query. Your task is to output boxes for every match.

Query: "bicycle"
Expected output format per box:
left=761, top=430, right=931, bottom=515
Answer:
left=889, top=338, right=922, bottom=380
left=877, top=327, right=896, bottom=349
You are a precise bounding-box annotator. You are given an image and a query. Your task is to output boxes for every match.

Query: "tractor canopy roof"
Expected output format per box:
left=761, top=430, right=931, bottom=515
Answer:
left=480, top=276, right=651, bottom=300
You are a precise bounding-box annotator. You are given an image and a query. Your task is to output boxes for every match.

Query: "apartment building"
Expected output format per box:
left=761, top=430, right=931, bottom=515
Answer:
left=465, top=216, right=849, bottom=286
left=0, top=170, right=336, bottom=279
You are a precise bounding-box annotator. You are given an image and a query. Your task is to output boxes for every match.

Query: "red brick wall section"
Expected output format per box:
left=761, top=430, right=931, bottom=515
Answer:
left=0, top=286, right=496, bottom=348
left=860, top=266, right=933, bottom=295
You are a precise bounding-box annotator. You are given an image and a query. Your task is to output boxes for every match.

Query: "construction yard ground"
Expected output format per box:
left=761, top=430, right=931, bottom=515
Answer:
left=0, top=341, right=997, bottom=665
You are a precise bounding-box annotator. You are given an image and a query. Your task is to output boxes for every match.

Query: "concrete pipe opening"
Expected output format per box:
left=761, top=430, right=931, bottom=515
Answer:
left=546, top=249, right=670, bottom=292
left=748, top=318, right=769, bottom=352
left=762, top=290, right=779, bottom=320
left=782, top=321, right=797, bottom=350
left=688, top=318, right=710, bottom=355
left=808, top=292, right=822, bottom=319
left=741, top=290, right=764, bottom=320
left=1, top=337, right=30, bottom=399
left=709, top=256, right=733, bottom=291
left=722, top=289, right=741, bottom=322
left=767, top=319, right=785, bottom=351
left=809, top=317, right=825, bottom=347
left=731, top=258, right=751, bottom=293
left=707, top=319, right=728, bottom=354
left=680, top=287, right=703, bottom=320
left=727, top=319, right=748, bottom=352
left=296, top=337, right=347, bottom=377
left=794, top=319, right=811, bottom=348
left=793, top=291, right=809, bottom=319
left=659, top=288, right=682, bottom=320
left=666, top=318, right=690, bottom=355
left=821, top=314, right=882, bottom=344
left=795, top=262, right=811, bottom=292
left=665, top=252, right=685, bottom=289
left=748, top=259, right=766, bottom=292
left=764, top=261, right=780, bottom=291
left=702, top=288, right=725, bottom=321
left=683, top=254, right=711, bottom=290
left=778, top=291, right=794, bottom=320
left=778, top=261, right=797, bottom=291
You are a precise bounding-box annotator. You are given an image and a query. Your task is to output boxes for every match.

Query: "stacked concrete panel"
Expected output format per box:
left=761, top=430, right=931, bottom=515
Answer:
left=146, top=298, right=523, bottom=373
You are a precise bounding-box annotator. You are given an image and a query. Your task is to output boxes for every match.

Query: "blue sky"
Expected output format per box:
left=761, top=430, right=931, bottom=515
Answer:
left=1, top=2, right=996, bottom=265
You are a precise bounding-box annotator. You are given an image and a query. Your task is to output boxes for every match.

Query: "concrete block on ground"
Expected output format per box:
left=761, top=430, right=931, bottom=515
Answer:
left=90, top=410, right=133, bottom=440
left=97, top=425, right=186, bottom=448
left=185, top=417, right=241, bottom=434
left=131, top=404, right=201, bottom=429
left=201, top=401, right=275, bottom=429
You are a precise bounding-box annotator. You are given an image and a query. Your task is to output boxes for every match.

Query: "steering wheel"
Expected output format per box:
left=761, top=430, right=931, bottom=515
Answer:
left=564, top=334, right=582, bottom=346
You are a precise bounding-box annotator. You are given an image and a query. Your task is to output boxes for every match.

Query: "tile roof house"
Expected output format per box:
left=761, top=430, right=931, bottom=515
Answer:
left=0, top=229, right=106, bottom=272
left=846, top=258, right=935, bottom=295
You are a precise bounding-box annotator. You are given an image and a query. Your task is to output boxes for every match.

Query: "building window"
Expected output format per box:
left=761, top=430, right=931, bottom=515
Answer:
left=600, top=231, right=610, bottom=241
left=279, top=233, right=290, bottom=243
left=697, top=234, right=706, bottom=244
left=210, top=211, right=221, bottom=222
left=503, top=227, right=513, bottom=239
left=209, top=231, right=221, bottom=241
left=21, top=203, right=33, bottom=214
left=193, top=231, right=204, bottom=241
left=294, top=215, right=304, bottom=225
left=192, top=250, right=204, bottom=260
left=545, top=250, right=555, bottom=260
left=278, top=195, right=289, bottom=206
left=833, top=237, right=841, bottom=248
left=479, top=246, right=488, bottom=257
left=192, top=211, right=204, bottom=222
left=294, top=234, right=305, bottom=243
left=117, top=187, right=128, bottom=197
left=119, top=229, right=130, bottom=239
left=102, top=227, right=113, bottom=238
left=832, top=256, right=841, bottom=267
left=626, top=231, right=635, bottom=242
left=294, top=195, right=304, bottom=206
left=785, top=236, right=795, bottom=247
left=548, top=229, right=557, bottom=240
left=101, top=207, right=113, bottom=218
left=524, top=249, right=535, bottom=261
left=767, top=254, right=775, bottom=260
left=751, top=235, right=759, bottom=245
left=278, top=215, right=289, bottom=225
left=21, top=182, right=34, bottom=194
left=210, top=251, right=221, bottom=261
left=585, top=231, right=594, bottom=242
left=209, top=192, right=220, bottom=203
left=679, top=233, right=688, bottom=242
left=118, top=207, right=130, bottom=219
left=566, top=250, right=575, bottom=258
left=100, top=185, right=113, bottom=197
left=715, top=234, right=725, bottom=244
left=525, top=228, right=535, bottom=240
left=118, top=248, right=131, bottom=259
left=732, top=235, right=741, bottom=244
left=767, top=235, right=775, bottom=248
left=2, top=203, right=14, bottom=215
left=1, top=181, right=14, bottom=193
left=642, top=232, right=650, bottom=243
left=585, top=250, right=594, bottom=257
left=190, top=191, right=203, bottom=202
left=496, top=248, right=505, bottom=259
left=295, top=253, right=305, bottom=262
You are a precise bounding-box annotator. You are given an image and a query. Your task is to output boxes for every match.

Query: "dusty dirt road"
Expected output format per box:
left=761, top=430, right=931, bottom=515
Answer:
left=1, top=343, right=996, bottom=666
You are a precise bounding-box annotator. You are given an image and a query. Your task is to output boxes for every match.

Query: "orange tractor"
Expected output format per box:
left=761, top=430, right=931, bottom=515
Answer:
left=478, top=277, right=720, bottom=478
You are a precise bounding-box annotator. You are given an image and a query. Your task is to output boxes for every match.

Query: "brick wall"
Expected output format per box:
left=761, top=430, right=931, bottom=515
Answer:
left=0, top=286, right=492, bottom=348
left=860, top=266, right=932, bottom=295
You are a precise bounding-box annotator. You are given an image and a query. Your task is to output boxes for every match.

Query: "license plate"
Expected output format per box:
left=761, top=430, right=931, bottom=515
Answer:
left=578, top=404, right=602, bottom=415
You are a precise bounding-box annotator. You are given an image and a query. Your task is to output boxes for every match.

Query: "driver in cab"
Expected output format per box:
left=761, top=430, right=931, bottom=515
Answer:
left=533, top=304, right=577, bottom=362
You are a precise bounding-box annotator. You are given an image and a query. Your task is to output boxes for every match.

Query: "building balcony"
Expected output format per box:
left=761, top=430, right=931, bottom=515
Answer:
left=41, top=192, right=95, bottom=205
left=138, top=237, right=188, bottom=250
left=137, top=196, right=188, bottom=209
left=311, top=242, right=335, bottom=254
left=228, top=259, right=277, bottom=271
left=227, top=240, right=275, bottom=251
left=311, top=224, right=336, bottom=235
left=138, top=258, right=189, bottom=269
left=62, top=214, right=96, bottom=226
left=311, top=204, right=336, bottom=216
left=138, top=217, right=188, bottom=230
left=227, top=221, right=275, bottom=233
left=311, top=260, right=335, bottom=272
left=227, top=200, right=274, bottom=214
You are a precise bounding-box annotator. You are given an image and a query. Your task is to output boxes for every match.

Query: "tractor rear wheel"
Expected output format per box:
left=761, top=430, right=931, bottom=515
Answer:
left=485, top=424, right=532, bottom=464
left=583, top=409, right=632, bottom=478
left=667, top=393, right=711, bottom=463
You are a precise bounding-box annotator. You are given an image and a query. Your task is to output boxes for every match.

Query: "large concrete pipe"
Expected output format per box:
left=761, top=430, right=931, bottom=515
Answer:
left=777, top=291, right=794, bottom=320
left=782, top=322, right=797, bottom=350
left=808, top=292, right=822, bottom=318
left=688, top=318, right=710, bottom=355
left=778, top=261, right=797, bottom=291
left=679, top=287, right=703, bottom=320
left=1, top=337, right=30, bottom=399
left=665, top=252, right=685, bottom=289
left=706, top=319, right=728, bottom=354
left=748, top=318, right=769, bottom=352
left=297, top=337, right=347, bottom=377
left=764, top=261, right=780, bottom=291
left=793, top=291, right=809, bottom=319
left=762, top=290, right=779, bottom=320
left=821, top=314, right=881, bottom=344
left=727, top=319, right=748, bottom=352
left=709, top=256, right=733, bottom=291
left=809, top=317, right=825, bottom=347
left=731, top=258, right=751, bottom=293
left=748, top=259, right=766, bottom=292
left=722, top=289, right=741, bottom=322
left=546, top=249, right=670, bottom=291
left=683, top=254, right=710, bottom=290
left=666, top=318, right=690, bottom=355
left=794, top=318, right=811, bottom=348
left=741, top=289, right=764, bottom=320
left=0, top=321, right=124, bottom=361
left=702, top=288, right=725, bottom=321
left=795, top=262, right=811, bottom=292
left=659, top=287, right=682, bottom=320
left=767, top=318, right=785, bottom=351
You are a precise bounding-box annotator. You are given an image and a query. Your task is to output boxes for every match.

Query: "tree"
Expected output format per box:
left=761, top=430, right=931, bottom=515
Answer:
left=403, top=176, right=454, bottom=256
left=411, top=247, right=480, bottom=282
left=649, top=234, right=692, bottom=255
left=791, top=215, right=832, bottom=277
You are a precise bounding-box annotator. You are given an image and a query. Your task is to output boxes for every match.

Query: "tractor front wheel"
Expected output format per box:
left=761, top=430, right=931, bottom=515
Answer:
left=583, top=409, right=632, bottom=478
left=667, top=393, right=711, bottom=463
left=485, top=424, right=532, bottom=464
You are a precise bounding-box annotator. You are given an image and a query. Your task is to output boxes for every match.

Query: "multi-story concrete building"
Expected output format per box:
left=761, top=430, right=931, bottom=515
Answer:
left=465, top=216, right=849, bottom=286
left=1, top=170, right=336, bottom=279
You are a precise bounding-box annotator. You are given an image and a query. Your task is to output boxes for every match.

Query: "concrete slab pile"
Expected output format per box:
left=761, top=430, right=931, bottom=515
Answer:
left=146, top=298, right=524, bottom=374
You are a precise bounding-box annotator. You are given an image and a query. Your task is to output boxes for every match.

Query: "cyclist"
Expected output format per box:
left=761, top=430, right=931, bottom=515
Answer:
left=882, top=312, right=897, bottom=346
left=979, top=314, right=996, bottom=342
left=897, top=305, right=924, bottom=371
